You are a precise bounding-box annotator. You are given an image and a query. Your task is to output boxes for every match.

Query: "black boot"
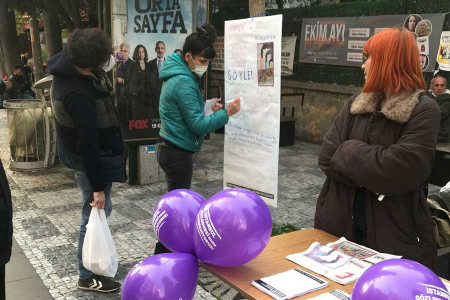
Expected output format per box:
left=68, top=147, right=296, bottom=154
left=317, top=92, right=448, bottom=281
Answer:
left=154, top=241, right=172, bottom=255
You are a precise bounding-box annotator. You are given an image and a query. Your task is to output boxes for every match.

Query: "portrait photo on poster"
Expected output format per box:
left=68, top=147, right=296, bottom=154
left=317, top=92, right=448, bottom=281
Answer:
left=404, top=14, right=422, bottom=33
left=417, top=37, right=429, bottom=55
left=416, top=19, right=432, bottom=38
left=257, top=42, right=274, bottom=86
left=420, top=54, right=429, bottom=71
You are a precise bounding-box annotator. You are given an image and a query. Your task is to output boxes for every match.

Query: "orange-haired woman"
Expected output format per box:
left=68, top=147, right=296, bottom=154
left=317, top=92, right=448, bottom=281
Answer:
left=314, top=28, right=439, bottom=269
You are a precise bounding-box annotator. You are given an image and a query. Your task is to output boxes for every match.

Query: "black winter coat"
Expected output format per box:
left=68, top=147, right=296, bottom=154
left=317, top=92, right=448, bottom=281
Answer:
left=428, top=90, right=450, bottom=142
left=315, top=90, right=439, bottom=269
left=0, top=160, right=12, bottom=266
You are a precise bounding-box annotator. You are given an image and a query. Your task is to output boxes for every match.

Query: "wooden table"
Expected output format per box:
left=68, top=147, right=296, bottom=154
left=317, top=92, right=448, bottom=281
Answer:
left=201, top=229, right=352, bottom=299
left=202, top=229, right=450, bottom=299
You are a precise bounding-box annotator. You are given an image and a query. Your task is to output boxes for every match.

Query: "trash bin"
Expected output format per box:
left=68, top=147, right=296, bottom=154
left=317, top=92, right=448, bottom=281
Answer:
left=137, top=145, right=166, bottom=185
left=3, top=76, right=56, bottom=171
left=279, top=93, right=304, bottom=147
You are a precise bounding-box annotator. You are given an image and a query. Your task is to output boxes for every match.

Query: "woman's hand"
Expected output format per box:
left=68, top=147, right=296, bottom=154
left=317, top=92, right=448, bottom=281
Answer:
left=226, top=97, right=241, bottom=117
left=212, top=98, right=223, bottom=112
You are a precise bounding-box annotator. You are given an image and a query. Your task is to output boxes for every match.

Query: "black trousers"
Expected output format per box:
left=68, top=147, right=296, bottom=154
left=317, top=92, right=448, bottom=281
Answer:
left=0, top=265, right=5, bottom=300
left=154, top=141, right=195, bottom=255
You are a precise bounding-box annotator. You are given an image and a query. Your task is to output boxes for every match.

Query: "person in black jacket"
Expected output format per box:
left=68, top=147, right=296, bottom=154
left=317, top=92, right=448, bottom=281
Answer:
left=148, top=41, right=166, bottom=118
left=129, top=45, right=152, bottom=121
left=0, top=160, right=12, bottom=300
left=115, top=43, right=134, bottom=106
left=115, top=43, right=135, bottom=132
left=47, top=28, right=125, bottom=293
left=0, top=80, right=12, bottom=108
left=5, top=65, right=34, bottom=100
left=427, top=76, right=450, bottom=142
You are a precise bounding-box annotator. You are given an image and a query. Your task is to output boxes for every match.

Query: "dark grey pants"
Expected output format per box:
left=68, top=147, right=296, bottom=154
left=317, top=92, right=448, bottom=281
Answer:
left=156, top=142, right=194, bottom=192
left=154, top=142, right=195, bottom=254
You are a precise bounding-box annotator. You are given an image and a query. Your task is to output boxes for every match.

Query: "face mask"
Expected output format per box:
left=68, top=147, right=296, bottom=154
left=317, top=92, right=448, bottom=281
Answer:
left=100, top=55, right=115, bottom=72
left=189, top=54, right=208, bottom=77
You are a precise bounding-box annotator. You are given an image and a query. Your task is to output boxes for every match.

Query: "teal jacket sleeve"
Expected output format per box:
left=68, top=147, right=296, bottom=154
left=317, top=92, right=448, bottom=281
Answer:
left=175, top=80, right=229, bottom=135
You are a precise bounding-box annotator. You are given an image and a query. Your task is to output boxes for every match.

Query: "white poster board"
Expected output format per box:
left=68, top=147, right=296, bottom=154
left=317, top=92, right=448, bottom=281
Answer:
left=223, top=15, right=282, bottom=207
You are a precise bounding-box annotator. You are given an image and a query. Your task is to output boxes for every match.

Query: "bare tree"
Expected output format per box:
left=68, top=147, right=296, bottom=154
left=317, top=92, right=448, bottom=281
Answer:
left=30, top=9, right=44, bottom=82
left=249, top=0, right=266, bottom=17
left=0, top=52, right=6, bottom=77
left=42, top=0, right=63, bottom=58
left=57, top=0, right=83, bottom=29
left=0, top=1, right=21, bottom=77
left=276, top=0, right=284, bottom=9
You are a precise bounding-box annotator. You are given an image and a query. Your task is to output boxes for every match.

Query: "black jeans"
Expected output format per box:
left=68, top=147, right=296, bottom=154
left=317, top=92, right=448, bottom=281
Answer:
left=154, top=141, right=195, bottom=254
left=156, top=141, right=194, bottom=191
left=0, top=265, right=5, bottom=300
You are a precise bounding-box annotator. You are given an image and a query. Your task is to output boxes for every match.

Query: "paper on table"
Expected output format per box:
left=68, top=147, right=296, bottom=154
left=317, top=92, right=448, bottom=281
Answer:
left=252, top=268, right=328, bottom=300
left=285, top=242, right=370, bottom=285
left=204, top=98, right=218, bottom=116
left=307, top=289, right=351, bottom=300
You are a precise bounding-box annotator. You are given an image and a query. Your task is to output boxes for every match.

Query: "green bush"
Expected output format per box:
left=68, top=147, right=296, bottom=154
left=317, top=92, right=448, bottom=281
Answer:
left=271, top=223, right=300, bottom=236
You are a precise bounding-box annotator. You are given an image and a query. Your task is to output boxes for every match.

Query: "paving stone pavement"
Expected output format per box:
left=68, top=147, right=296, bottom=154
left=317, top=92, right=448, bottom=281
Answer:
left=0, top=108, right=442, bottom=300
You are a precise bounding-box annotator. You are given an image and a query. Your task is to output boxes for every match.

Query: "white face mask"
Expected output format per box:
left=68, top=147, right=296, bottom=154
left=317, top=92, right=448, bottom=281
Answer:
left=189, top=54, right=208, bottom=77
left=100, top=55, right=115, bottom=72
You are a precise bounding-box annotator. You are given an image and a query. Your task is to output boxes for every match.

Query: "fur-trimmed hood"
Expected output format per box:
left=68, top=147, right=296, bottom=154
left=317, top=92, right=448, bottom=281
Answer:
left=350, top=89, right=424, bottom=123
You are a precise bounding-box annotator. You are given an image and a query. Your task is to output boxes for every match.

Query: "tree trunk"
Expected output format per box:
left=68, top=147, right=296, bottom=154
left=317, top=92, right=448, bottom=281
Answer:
left=30, top=10, right=44, bottom=83
left=0, top=2, right=21, bottom=77
left=42, top=0, right=63, bottom=59
left=249, top=0, right=266, bottom=17
left=58, top=0, right=83, bottom=29
left=55, top=0, right=75, bottom=31
left=276, top=0, right=284, bottom=9
left=0, top=52, right=6, bottom=78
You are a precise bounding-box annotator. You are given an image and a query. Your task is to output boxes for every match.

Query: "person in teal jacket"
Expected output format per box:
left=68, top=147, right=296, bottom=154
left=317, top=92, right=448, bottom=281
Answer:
left=154, top=24, right=240, bottom=254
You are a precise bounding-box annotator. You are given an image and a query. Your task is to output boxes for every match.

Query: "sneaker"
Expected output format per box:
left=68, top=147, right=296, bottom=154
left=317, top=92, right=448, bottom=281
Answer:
left=77, top=274, right=120, bottom=293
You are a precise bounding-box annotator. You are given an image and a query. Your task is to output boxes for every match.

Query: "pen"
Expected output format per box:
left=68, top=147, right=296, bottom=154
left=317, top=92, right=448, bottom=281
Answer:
left=226, top=97, right=244, bottom=104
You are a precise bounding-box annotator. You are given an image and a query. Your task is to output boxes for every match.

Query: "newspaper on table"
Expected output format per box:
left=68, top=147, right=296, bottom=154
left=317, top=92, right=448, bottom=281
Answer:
left=252, top=268, right=328, bottom=300
left=286, top=238, right=401, bottom=285
left=307, top=289, right=351, bottom=300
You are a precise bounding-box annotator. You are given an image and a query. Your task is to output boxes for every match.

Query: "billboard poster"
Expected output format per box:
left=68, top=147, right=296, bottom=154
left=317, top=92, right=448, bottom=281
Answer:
left=281, top=36, right=297, bottom=76
left=211, top=36, right=224, bottom=71
left=223, top=15, right=282, bottom=207
left=299, top=14, right=445, bottom=73
left=437, top=31, right=450, bottom=72
left=113, top=0, right=194, bottom=141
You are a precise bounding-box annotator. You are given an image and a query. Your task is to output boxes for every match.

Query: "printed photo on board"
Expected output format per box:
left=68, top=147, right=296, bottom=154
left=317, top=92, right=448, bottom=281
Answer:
left=416, top=19, right=432, bottom=37
left=257, top=42, right=274, bottom=86
left=404, top=14, right=422, bottom=33
left=420, top=54, right=429, bottom=71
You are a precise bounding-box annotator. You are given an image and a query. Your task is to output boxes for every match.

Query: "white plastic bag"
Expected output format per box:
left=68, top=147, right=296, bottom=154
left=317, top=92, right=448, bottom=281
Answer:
left=82, top=207, right=119, bottom=277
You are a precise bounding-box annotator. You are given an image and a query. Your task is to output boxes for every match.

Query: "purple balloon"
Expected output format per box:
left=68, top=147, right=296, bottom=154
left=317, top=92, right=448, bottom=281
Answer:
left=122, top=253, right=199, bottom=300
left=352, top=259, right=449, bottom=300
left=193, top=188, right=272, bottom=267
left=153, top=189, right=206, bottom=253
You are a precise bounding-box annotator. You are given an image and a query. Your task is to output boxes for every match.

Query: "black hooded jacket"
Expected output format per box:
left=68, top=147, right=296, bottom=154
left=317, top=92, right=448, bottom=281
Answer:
left=48, top=49, right=125, bottom=191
